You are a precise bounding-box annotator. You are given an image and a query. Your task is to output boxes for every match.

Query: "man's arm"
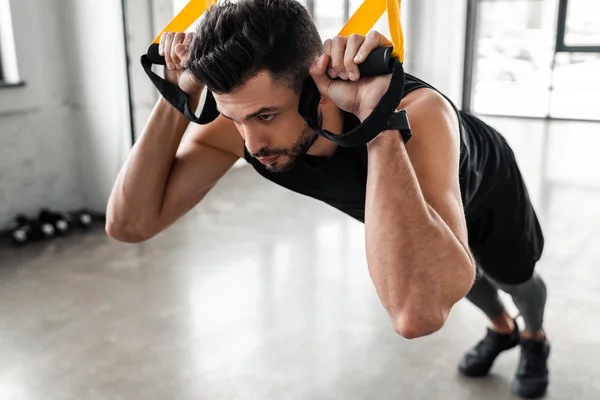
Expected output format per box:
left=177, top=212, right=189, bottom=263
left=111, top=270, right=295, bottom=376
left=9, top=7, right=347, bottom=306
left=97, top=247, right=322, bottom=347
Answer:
left=360, top=89, right=476, bottom=339
left=106, top=97, right=243, bottom=243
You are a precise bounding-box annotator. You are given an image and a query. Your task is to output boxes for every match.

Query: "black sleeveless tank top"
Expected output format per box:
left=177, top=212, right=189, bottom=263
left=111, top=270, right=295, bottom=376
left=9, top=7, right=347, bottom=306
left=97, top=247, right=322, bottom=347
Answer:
left=243, top=74, right=515, bottom=223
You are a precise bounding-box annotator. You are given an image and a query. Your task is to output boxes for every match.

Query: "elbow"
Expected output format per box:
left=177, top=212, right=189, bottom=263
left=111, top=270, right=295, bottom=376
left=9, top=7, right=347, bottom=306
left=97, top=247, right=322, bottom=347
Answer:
left=391, top=308, right=449, bottom=340
left=391, top=266, right=475, bottom=340
left=388, top=257, right=476, bottom=340
left=453, top=259, right=478, bottom=303
left=105, top=219, right=153, bottom=244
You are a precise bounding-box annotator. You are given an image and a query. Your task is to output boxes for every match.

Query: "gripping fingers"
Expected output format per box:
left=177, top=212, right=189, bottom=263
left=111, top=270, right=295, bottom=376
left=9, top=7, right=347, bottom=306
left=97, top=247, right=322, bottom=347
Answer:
left=171, top=32, right=186, bottom=70
left=355, top=31, right=392, bottom=63
left=323, top=39, right=337, bottom=79
left=179, top=32, right=194, bottom=68
left=345, top=34, right=366, bottom=81
left=330, top=36, right=348, bottom=80
left=163, top=32, right=174, bottom=69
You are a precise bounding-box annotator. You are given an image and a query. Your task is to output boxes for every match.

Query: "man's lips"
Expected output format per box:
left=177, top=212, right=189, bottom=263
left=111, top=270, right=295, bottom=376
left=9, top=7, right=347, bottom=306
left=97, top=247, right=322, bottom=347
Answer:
left=256, top=155, right=280, bottom=165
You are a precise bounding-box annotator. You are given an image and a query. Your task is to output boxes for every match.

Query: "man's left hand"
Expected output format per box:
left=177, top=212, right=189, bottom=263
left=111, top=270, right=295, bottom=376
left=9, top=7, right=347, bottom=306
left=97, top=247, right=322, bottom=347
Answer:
left=309, top=31, right=393, bottom=122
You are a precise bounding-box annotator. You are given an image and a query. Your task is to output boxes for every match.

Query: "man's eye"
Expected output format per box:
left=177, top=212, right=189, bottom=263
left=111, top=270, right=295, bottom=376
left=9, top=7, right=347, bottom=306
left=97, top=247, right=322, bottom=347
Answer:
left=258, top=114, right=275, bottom=122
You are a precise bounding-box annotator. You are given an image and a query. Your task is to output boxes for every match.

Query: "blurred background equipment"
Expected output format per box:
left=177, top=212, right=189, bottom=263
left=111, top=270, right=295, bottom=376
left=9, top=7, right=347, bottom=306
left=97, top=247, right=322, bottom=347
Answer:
left=38, top=209, right=72, bottom=235
left=10, top=214, right=54, bottom=246
left=3, top=209, right=101, bottom=247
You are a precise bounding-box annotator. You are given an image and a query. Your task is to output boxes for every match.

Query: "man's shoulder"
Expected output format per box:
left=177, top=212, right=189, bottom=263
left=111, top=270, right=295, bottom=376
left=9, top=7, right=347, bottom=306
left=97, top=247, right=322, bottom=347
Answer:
left=402, top=74, right=460, bottom=115
left=400, top=87, right=458, bottom=127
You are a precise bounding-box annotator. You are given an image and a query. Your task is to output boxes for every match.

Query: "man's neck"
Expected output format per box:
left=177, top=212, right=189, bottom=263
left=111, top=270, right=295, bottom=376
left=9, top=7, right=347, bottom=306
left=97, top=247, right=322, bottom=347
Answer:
left=305, top=103, right=344, bottom=158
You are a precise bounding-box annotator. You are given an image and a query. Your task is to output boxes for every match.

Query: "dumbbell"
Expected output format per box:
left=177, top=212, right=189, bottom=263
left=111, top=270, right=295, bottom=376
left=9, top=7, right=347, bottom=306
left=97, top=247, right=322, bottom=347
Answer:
left=38, top=209, right=71, bottom=235
left=10, top=214, right=55, bottom=246
left=70, top=210, right=94, bottom=229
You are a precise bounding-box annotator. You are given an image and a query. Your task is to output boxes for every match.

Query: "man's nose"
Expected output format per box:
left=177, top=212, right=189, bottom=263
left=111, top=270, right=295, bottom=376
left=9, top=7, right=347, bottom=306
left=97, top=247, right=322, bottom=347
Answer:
left=241, top=124, right=269, bottom=155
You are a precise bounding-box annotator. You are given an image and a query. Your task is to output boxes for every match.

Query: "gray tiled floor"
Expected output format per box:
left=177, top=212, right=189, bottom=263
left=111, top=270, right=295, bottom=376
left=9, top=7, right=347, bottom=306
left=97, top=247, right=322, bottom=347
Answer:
left=1, top=118, right=599, bottom=399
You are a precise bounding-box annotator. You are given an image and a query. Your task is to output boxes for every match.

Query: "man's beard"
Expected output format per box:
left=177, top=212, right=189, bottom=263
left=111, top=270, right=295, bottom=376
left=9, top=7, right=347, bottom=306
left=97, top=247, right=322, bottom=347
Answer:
left=249, top=124, right=319, bottom=173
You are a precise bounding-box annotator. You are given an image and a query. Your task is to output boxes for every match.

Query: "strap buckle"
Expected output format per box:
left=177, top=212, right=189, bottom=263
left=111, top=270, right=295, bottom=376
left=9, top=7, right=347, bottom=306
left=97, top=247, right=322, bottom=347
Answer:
left=386, top=110, right=412, bottom=143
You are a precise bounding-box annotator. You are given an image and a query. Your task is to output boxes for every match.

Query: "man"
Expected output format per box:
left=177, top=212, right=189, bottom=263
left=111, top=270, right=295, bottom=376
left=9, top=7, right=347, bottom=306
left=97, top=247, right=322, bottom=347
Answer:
left=106, top=0, right=549, bottom=398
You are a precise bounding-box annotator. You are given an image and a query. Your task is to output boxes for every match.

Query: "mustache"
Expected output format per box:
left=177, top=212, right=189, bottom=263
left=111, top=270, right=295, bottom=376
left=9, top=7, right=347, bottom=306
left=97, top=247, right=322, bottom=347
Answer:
left=250, top=148, right=290, bottom=158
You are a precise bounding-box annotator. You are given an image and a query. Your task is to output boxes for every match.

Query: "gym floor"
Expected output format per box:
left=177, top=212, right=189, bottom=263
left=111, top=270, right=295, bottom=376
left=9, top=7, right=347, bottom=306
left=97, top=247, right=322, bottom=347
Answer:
left=1, top=117, right=599, bottom=400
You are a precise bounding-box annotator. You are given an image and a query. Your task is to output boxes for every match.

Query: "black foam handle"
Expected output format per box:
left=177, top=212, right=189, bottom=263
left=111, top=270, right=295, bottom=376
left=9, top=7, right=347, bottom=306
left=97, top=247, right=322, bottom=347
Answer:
left=147, top=43, right=166, bottom=66
left=147, top=43, right=393, bottom=75
left=357, top=46, right=394, bottom=77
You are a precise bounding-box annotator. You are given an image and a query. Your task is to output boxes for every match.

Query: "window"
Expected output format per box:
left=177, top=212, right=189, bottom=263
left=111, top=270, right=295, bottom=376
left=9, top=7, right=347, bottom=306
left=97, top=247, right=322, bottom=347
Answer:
left=0, top=42, right=4, bottom=82
left=468, top=0, right=558, bottom=118
left=551, top=0, right=600, bottom=119
left=0, top=0, right=22, bottom=87
left=557, top=0, right=600, bottom=50
left=464, top=0, right=600, bottom=121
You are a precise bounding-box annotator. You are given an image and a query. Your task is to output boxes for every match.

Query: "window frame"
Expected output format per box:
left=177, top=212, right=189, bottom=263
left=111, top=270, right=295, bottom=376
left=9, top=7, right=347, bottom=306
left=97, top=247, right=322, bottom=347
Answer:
left=555, top=0, right=600, bottom=53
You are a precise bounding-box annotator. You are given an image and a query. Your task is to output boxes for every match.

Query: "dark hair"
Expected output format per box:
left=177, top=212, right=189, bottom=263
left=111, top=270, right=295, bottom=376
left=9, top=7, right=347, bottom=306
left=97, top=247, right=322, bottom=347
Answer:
left=186, top=0, right=323, bottom=94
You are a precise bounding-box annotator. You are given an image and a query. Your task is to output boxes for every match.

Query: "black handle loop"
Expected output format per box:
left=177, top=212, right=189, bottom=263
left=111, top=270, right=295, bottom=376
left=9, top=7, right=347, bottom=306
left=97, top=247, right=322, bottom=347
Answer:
left=147, top=43, right=165, bottom=65
left=141, top=44, right=219, bottom=124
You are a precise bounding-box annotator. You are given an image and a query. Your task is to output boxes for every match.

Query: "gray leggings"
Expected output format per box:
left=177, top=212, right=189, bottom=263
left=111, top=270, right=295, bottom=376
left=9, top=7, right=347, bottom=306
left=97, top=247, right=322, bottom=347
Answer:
left=466, top=268, right=547, bottom=332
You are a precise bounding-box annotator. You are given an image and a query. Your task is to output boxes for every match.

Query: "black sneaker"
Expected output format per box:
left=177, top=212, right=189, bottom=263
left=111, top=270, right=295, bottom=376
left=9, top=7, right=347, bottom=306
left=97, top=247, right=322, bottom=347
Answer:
left=458, top=322, right=521, bottom=377
left=512, top=337, right=550, bottom=399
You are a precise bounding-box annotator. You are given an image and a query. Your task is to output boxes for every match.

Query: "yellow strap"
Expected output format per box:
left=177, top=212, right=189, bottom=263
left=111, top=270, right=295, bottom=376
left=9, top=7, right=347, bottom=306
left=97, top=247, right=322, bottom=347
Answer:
left=338, top=0, right=386, bottom=38
left=338, top=0, right=404, bottom=62
left=386, top=0, right=404, bottom=61
left=152, top=0, right=217, bottom=44
left=152, top=0, right=404, bottom=62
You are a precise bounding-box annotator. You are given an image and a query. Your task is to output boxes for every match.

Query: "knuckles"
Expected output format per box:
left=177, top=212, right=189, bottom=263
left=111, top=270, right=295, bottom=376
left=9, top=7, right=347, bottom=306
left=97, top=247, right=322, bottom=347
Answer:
left=331, top=35, right=346, bottom=46
left=322, top=30, right=384, bottom=77
left=347, top=33, right=365, bottom=45
left=161, top=31, right=191, bottom=68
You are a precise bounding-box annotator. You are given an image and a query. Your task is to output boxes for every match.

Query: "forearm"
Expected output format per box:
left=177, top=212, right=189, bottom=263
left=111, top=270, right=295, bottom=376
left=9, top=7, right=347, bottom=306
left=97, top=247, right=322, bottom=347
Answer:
left=107, top=96, right=199, bottom=238
left=365, top=130, right=475, bottom=337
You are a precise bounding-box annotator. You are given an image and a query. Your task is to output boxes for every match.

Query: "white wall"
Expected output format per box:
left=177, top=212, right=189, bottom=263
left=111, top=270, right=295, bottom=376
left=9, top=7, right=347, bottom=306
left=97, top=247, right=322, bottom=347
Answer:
left=0, top=0, right=136, bottom=228
left=0, top=0, right=83, bottom=227
left=61, top=0, right=133, bottom=212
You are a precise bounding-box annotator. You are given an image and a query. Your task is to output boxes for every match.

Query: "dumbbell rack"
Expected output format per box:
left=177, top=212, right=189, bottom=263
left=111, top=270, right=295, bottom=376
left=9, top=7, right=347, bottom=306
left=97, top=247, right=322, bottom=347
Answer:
left=0, top=209, right=106, bottom=248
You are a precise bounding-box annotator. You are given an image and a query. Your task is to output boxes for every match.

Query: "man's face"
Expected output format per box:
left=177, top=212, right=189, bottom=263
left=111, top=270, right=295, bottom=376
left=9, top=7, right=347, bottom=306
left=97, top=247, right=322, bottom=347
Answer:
left=213, top=71, right=317, bottom=173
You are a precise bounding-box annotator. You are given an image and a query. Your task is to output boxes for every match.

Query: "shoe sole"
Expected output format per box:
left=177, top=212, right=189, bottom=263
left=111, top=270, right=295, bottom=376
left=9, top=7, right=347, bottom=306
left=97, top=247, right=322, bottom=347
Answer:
left=511, top=382, right=548, bottom=399
left=458, top=364, right=490, bottom=378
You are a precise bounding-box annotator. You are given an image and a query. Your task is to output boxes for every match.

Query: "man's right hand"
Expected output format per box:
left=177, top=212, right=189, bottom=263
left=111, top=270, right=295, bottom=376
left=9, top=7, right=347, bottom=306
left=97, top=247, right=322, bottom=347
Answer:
left=159, top=31, right=204, bottom=96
